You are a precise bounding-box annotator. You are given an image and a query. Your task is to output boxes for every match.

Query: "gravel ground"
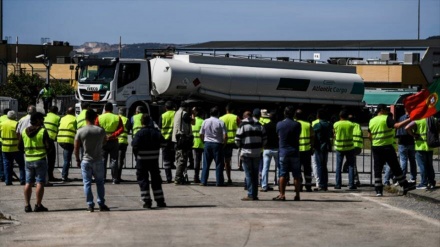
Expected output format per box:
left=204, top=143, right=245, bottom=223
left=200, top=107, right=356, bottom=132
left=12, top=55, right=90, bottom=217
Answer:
left=379, top=189, right=440, bottom=221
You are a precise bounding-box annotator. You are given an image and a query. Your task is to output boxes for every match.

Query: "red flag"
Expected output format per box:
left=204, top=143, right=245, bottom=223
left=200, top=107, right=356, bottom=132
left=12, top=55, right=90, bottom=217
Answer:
left=404, top=78, right=440, bottom=120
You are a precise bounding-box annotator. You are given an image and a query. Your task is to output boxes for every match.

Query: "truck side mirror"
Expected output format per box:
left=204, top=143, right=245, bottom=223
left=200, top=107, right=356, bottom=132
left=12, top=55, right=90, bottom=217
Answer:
left=74, top=66, right=79, bottom=81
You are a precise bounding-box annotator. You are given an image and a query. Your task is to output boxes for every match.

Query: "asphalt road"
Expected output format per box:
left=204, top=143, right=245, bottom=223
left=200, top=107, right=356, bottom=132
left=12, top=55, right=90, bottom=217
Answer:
left=0, top=170, right=439, bottom=247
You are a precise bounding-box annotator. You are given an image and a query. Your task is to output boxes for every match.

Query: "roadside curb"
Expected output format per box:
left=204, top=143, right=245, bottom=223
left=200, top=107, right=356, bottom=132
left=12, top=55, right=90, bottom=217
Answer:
left=383, top=185, right=440, bottom=203
left=406, top=189, right=440, bottom=204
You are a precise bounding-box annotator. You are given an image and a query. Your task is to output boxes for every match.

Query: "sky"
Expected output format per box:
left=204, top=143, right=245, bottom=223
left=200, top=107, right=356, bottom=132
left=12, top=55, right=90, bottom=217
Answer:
left=3, top=0, right=440, bottom=46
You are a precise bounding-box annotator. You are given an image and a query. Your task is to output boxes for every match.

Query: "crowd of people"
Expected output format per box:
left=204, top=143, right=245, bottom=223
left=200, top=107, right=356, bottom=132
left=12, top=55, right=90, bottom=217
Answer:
left=0, top=100, right=437, bottom=213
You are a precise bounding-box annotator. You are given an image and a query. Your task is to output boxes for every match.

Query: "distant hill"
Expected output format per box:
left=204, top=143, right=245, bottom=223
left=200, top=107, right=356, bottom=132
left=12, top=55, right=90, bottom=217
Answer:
left=74, top=42, right=188, bottom=58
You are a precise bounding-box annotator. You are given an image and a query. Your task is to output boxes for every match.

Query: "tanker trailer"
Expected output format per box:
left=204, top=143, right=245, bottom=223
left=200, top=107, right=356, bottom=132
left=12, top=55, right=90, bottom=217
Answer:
left=150, top=54, right=365, bottom=106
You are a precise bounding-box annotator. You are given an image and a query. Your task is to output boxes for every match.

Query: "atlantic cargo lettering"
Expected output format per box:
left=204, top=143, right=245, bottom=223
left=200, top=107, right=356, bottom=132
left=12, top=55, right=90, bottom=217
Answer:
left=312, top=85, right=347, bottom=94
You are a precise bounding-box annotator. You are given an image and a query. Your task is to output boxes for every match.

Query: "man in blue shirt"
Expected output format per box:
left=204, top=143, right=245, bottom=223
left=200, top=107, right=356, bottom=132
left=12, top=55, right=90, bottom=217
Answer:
left=273, top=106, right=301, bottom=201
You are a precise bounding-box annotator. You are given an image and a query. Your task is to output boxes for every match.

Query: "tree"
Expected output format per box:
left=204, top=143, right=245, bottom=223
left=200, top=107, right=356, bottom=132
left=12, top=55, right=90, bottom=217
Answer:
left=0, top=73, right=74, bottom=111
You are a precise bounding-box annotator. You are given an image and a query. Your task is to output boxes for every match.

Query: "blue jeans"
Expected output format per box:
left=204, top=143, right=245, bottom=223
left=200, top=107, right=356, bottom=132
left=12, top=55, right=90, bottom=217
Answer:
left=398, top=144, right=417, bottom=181
left=201, top=142, right=224, bottom=186
left=314, top=149, right=329, bottom=189
left=242, top=156, right=260, bottom=198
left=335, top=150, right=355, bottom=187
left=60, top=143, right=74, bottom=179
left=3, top=151, right=25, bottom=184
left=262, top=149, right=278, bottom=189
left=383, top=164, right=394, bottom=184
left=25, top=158, right=47, bottom=184
left=415, top=151, right=434, bottom=186
left=81, top=160, right=106, bottom=207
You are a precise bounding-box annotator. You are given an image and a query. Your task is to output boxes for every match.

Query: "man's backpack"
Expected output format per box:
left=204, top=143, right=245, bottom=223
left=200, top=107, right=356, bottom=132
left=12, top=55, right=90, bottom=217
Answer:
left=426, top=116, right=440, bottom=148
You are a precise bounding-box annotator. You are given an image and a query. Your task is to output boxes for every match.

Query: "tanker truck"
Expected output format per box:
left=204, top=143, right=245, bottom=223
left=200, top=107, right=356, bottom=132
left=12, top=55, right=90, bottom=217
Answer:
left=75, top=53, right=365, bottom=120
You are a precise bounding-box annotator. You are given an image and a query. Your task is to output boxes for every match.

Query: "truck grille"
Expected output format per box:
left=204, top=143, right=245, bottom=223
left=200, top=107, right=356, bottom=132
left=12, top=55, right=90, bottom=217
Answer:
left=79, top=89, right=107, bottom=101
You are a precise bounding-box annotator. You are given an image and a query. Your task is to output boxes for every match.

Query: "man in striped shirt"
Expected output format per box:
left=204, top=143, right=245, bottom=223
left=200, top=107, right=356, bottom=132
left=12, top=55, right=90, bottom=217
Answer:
left=235, top=111, right=267, bottom=201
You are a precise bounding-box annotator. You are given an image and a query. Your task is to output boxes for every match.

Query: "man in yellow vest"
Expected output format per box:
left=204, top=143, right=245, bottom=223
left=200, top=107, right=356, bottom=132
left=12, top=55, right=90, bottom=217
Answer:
left=295, top=109, right=315, bottom=192
left=333, top=110, right=356, bottom=190
left=76, top=102, right=90, bottom=160
left=259, top=109, right=271, bottom=125
left=76, top=102, right=90, bottom=130
left=19, top=112, right=52, bottom=212
left=117, top=107, right=129, bottom=182
left=406, top=116, right=438, bottom=190
left=369, top=104, right=415, bottom=196
left=350, top=115, right=363, bottom=186
left=44, top=106, right=60, bottom=182
left=1, top=110, right=26, bottom=185
left=37, top=84, right=56, bottom=115
left=130, top=106, right=146, bottom=136
left=220, top=103, right=240, bottom=184
left=0, top=108, right=11, bottom=182
left=57, top=107, right=77, bottom=182
left=191, top=107, right=204, bottom=183
left=95, top=103, right=124, bottom=184
left=158, top=101, right=176, bottom=183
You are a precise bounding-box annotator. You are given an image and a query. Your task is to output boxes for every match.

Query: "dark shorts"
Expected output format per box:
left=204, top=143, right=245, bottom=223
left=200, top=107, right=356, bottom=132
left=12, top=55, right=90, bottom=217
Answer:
left=279, top=155, right=300, bottom=178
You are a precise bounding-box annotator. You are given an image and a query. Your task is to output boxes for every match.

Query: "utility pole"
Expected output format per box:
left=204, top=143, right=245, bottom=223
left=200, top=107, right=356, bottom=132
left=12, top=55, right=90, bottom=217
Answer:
left=0, top=0, right=3, bottom=41
left=418, top=0, right=420, bottom=40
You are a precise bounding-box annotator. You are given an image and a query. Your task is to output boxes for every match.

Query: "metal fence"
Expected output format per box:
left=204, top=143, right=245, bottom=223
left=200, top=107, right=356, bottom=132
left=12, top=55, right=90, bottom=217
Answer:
left=52, top=136, right=440, bottom=186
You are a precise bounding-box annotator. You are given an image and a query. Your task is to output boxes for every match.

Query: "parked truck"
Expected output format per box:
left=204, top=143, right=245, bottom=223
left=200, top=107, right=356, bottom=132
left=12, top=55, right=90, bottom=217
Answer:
left=75, top=53, right=365, bottom=120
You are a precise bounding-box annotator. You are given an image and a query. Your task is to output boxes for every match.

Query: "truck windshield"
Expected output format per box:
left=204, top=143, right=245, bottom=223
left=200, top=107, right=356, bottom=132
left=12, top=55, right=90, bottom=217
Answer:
left=79, top=65, right=116, bottom=84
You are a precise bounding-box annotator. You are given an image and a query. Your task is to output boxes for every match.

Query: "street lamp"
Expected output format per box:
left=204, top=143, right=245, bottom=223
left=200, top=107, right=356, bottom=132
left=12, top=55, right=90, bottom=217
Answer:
left=35, top=53, right=51, bottom=85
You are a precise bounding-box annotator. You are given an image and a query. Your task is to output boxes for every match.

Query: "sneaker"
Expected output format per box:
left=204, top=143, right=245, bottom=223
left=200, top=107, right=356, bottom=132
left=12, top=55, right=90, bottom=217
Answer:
left=408, top=179, right=416, bottom=183
left=99, top=204, right=110, bottom=211
left=393, top=182, right=399, bottom=186
left=376, top=193, right=383, bottom=197
left=156, top=201, right=167, bottom=208
left=87, top=206, right=94, bottom=213
left=427, top=181, right=436, bottom=189
left=314, top=187, right=328, bottom=192
left=24, top=205, right=33, bottom=213
left=416, top=184, right=427, bottom=190
left=241, top=196, right=254, bottom=201
left=334, top=186, right=341, bottom=190
left=193, top=178, right=201, bottom=184
left=348, top=186, right=357, bottom=190
left=403, top=183, right=417, bottom=195
left=227, top=179, right=233, bottom=185
left=112, top=179, right=120, bottom=185
left=143, top=202, right=152, bottom=209
left=34, top=204, right=48, bottom=212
